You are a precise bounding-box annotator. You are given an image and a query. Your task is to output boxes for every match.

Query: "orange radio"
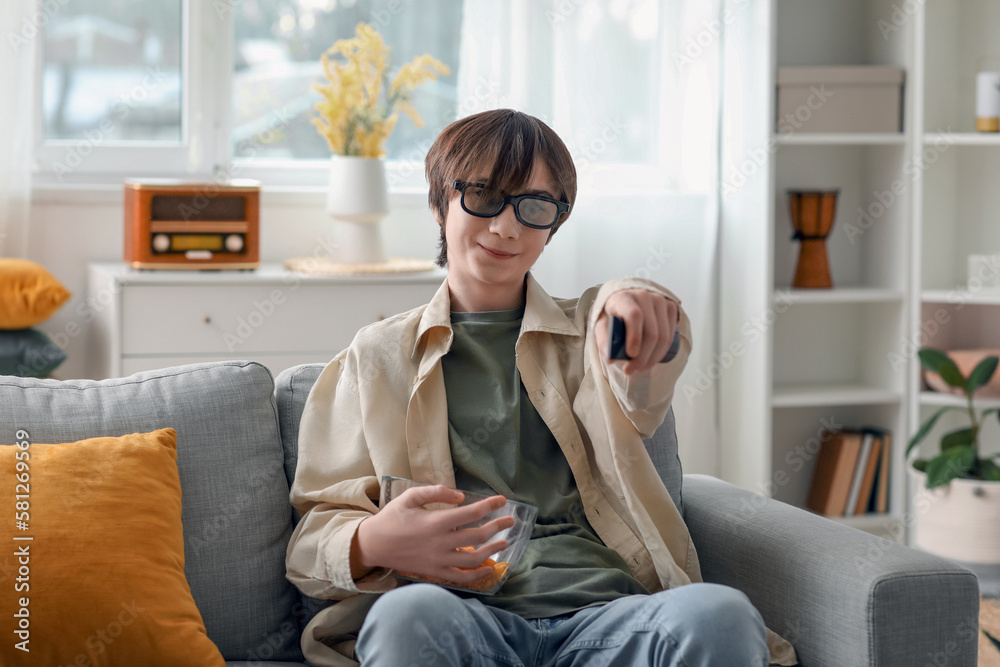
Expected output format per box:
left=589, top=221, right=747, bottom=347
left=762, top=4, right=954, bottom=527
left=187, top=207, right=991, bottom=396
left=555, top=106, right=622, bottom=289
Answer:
left=123, top=179, right=261, bottom=269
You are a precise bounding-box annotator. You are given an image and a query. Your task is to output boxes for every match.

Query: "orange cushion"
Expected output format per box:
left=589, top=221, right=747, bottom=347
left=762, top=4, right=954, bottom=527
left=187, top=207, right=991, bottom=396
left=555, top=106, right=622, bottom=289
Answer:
left=0, top=428, right=225, bottom=666
left=0, top=259, right=71, bottom=329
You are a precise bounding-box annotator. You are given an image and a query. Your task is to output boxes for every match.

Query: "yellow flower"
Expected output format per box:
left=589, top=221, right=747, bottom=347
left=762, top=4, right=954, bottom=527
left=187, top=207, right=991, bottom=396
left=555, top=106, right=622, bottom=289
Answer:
left=312, top=22, right=451, bottom=157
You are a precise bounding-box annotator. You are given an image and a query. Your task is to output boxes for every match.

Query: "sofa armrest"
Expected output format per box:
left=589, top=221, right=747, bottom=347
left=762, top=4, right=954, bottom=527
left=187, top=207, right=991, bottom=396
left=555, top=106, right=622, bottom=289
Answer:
left=682, top=474, right=980, bottom=667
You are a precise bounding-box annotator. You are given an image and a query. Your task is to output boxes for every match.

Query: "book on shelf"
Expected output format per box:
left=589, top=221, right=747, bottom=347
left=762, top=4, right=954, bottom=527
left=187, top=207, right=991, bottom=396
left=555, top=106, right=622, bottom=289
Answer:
left=849, top=430, right=883, bottom=516
left=806, top=427, right=892, bottom=517
left=806, top=429, right=864, bottom=516
left=873, top=430, right=891, bottom=514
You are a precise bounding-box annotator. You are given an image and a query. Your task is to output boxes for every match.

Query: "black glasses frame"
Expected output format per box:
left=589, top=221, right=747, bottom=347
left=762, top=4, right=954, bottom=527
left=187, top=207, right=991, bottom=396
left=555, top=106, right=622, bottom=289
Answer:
left=451, top=181, right=570, bottom=230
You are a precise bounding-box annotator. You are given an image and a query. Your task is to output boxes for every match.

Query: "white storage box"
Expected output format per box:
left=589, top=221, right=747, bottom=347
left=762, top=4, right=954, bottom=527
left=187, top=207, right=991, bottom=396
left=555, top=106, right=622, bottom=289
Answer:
left=776, top=66, right=905, bottom=133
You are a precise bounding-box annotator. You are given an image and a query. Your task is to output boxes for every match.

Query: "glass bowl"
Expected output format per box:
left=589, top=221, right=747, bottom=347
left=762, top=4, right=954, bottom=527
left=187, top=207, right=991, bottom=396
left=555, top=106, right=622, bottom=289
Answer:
left=379, top=476, right=538, bottom=595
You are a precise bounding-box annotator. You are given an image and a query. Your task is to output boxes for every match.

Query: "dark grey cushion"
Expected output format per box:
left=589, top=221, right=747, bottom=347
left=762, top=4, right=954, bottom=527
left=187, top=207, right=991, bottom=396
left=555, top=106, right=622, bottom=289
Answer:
left=0, top=328, right=66, bottom=377
left=0, top=361, right=304, bottom=663
left=643, top=407, right=683, bottom=516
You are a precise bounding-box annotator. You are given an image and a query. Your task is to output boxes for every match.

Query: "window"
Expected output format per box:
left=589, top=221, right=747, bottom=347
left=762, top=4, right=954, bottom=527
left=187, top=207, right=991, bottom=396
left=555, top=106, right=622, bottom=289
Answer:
left=42, top=1, right=183, bottom=143
left=231, top=0, right=462, bottom=161
left=33, top=0, right=716, bottom=194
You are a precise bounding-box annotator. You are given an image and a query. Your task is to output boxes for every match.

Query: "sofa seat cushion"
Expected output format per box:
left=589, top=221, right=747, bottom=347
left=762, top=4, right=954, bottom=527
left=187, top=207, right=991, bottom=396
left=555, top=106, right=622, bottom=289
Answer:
left=0, top=361, right=303, bottom=662
left=0, top=428, right=226, bottom=665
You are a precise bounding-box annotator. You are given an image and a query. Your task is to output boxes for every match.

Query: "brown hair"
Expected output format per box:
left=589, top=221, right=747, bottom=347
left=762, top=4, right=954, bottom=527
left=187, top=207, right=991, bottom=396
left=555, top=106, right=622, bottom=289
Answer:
left=425, top=109, right=577, bottom=267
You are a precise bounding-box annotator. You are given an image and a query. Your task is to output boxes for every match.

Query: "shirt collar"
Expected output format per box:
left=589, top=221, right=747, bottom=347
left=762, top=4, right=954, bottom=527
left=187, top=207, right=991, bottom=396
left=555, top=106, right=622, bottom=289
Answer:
left=412, top=277, right=453, bottom=358
left=522, top=273, right=582, bottom=337
left=412, top=272, right=582, bottom=358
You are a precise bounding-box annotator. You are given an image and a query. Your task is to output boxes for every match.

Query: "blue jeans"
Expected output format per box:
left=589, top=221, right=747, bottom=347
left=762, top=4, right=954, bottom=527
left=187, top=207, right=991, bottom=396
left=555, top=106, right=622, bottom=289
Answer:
left=355, top=582, right=769, bottom=666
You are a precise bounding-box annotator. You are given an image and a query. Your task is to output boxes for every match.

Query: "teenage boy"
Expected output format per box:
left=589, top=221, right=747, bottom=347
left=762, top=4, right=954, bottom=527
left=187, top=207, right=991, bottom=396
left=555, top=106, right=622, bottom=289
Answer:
left=286, top=109, right=796, bottom=666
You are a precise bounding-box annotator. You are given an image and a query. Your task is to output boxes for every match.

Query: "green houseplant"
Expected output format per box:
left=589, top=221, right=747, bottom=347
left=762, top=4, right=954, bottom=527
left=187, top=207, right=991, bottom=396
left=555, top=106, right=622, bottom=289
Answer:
left=907, top=348, right=1000, bottom=488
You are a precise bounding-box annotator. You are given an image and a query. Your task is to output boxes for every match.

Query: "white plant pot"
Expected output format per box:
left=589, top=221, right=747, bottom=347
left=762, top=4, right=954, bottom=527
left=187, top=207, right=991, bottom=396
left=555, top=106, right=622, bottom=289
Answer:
left=909, top=465, right=1000, bottom=565
left=326, top=155, right=389, bottom=263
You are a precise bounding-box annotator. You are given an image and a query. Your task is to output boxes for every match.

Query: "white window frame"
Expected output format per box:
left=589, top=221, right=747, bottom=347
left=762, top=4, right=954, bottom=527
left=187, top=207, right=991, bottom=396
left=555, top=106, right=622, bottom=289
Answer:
left=32, top=0, right=225, bottom=184
left=30, top=1, right=713, bottom=197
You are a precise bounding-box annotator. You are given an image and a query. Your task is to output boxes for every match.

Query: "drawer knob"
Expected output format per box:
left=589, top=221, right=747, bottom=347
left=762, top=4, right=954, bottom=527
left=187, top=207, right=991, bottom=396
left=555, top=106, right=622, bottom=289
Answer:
left=203, top=316, right=211, bottom=324
left=376, top=314, right=385, bottom=321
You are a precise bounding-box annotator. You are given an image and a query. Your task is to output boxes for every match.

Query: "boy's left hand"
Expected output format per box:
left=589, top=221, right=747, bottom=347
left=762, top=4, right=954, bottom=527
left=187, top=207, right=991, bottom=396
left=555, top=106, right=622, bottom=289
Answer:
left=595, top=289, right=679, bottom=375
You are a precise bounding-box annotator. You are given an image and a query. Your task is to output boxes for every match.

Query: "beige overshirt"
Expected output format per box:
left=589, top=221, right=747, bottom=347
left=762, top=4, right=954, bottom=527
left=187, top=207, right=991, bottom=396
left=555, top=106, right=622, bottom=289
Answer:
left=286, top=273, right=797, bottom=666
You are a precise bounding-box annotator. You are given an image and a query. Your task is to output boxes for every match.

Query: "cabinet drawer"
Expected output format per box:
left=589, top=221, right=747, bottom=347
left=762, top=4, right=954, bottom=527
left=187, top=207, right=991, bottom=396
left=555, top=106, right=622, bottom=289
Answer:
left=121, top=283, right=437, bottom=355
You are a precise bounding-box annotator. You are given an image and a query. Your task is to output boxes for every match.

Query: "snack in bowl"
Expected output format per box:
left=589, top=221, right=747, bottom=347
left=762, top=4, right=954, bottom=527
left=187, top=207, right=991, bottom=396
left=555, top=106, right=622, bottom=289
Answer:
left=396, top=546, right=510, bottom=592
left=380, top=476, right=537, bottom=595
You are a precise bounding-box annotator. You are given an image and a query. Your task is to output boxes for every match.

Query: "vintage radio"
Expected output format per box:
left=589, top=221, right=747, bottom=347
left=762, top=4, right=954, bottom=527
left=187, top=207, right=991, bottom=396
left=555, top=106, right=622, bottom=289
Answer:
left=123, top=179, right=261, bottom=269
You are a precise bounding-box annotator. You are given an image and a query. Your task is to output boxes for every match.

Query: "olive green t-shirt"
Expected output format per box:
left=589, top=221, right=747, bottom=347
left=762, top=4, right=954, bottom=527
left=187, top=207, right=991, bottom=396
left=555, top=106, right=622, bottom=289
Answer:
left=441, top=305, right=648, bottom=619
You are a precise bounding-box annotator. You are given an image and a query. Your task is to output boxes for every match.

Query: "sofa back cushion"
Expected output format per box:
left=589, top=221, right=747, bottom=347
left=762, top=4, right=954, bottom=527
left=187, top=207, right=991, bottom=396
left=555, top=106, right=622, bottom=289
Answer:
left=274, top=363, right=684, bottom=515
left=0, top=361, right=303, bottom=662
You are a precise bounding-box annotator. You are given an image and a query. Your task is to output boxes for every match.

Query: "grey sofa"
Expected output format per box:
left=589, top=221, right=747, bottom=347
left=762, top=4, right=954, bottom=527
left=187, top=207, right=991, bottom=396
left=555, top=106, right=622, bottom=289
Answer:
left=0, top=360, right=980, bottom=666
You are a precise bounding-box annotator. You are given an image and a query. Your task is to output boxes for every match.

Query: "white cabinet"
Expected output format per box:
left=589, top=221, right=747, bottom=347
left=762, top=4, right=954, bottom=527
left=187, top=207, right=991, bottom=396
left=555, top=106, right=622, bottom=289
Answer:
left=88, top=263, right=445, bottom=379
left=721, top=0, right=1000, bottom=542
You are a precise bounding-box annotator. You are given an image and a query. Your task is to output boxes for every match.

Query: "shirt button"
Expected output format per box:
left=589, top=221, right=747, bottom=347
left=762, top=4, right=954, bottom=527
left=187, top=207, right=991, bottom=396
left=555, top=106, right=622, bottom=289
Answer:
left=413, top=375, right=420, bottom=385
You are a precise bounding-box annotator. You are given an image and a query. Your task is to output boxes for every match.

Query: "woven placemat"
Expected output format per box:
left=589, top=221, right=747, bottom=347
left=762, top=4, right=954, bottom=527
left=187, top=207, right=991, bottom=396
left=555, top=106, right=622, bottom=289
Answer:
left=982, top=597, right=1000, bottom=666
left=284, top=256, right=437, bottom=275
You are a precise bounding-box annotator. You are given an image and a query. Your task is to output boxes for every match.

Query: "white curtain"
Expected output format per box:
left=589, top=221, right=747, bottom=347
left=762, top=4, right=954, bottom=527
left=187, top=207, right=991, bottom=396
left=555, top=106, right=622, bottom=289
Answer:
left=0, top=0, right=36, bottom=258
left=456, top=0, right=722, bottom=475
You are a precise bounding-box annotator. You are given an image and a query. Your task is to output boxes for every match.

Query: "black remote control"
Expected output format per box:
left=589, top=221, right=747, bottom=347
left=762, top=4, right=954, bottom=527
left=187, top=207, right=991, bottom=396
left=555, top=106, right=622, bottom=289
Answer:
left=607, top=316, right=680, bottom=363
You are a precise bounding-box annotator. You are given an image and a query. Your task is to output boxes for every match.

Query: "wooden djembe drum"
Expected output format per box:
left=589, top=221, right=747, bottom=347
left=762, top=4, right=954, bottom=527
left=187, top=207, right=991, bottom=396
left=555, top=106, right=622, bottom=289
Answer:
left=787, top=190, right=839, bottom=288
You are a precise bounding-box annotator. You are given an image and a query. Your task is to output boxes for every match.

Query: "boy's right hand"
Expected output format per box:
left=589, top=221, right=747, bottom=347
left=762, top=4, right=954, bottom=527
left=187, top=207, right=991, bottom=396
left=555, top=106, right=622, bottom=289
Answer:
left=352, top=484, right=515, bottom=584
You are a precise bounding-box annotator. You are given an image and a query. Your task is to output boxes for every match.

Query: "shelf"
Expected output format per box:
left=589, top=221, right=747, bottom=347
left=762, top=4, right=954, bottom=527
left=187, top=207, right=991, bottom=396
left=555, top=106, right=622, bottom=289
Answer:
left=775, top=133, right=906, bottom=146
left=923, top=133, right=1000, bottom=146
left=830, top=513, right=901, bottom=537
left=774, top=287, right=904, bottom=304
left=773, top=384, right=903, bottom=407
left=919, top=391, right=1000, bottom=409
left=922, top=289, right=1000, bottom=306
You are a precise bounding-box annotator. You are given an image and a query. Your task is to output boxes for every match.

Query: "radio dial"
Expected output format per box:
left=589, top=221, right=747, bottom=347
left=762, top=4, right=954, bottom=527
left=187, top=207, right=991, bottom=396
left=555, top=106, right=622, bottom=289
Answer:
left=225, top=234, right=244, bottom=252
left=152, top=234, right=171, bottom=252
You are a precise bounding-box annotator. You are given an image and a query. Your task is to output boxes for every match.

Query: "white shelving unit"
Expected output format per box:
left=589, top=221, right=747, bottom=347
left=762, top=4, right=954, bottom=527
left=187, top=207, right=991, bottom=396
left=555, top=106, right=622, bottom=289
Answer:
left=720, top=0, right=1000, bottom=544
left=721, top=0, right=914, bottom=541
left=910, top=0, right=1000, bottom=524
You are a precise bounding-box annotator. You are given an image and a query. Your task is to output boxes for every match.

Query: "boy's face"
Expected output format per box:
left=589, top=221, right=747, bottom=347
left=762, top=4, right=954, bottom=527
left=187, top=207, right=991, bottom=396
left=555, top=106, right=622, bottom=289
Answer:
left=438, top=157, right=557, bottom=310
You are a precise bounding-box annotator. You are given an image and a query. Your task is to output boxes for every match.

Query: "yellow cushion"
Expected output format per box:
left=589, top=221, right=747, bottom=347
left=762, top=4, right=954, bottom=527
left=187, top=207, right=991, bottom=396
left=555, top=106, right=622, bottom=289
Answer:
left=0, top=428, right=225, bottom=666
left=0, top=259, right=72, bottom=329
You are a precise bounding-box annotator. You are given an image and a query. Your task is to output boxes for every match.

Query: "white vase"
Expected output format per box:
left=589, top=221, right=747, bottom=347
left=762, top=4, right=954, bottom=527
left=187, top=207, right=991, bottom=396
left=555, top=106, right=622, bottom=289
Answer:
left=326, top=155, right=389, bottom=263
left=909, top=465, right=1000, bottom=565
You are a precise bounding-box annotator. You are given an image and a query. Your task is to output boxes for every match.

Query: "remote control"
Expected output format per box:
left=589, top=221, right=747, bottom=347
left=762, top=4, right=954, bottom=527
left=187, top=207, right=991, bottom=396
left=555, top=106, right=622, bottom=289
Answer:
left=607, top=316, right=680, bottom=363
